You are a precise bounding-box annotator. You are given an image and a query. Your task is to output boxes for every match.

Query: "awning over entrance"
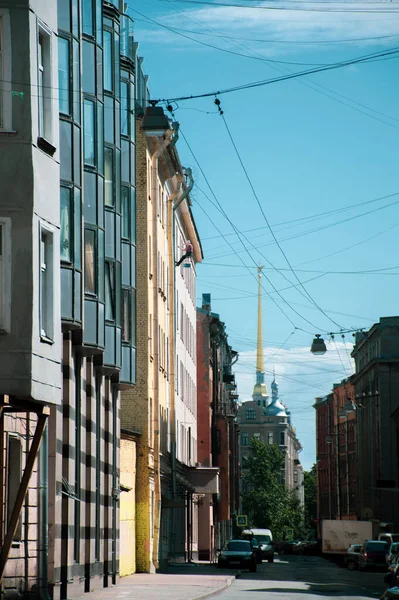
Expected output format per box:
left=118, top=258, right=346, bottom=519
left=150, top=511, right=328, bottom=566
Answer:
left=187, top=467, right=220, bottom=495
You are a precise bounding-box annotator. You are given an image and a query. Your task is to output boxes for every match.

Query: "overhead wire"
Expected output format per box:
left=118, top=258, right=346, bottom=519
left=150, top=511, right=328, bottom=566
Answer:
left=201, top=192, right=399, bottom=242
left=195, top=182, right=334, bottom=312
left=208, top=196, right=399, bottom=260
left=143, top=23, right=399, bottom=45
left=219, top=108, right=344, bottom=329
left=177, top=126, right=327, bottom=331
left=154, top=46, right=399, bottom=103
left=154, top=0, right=399, bottom=13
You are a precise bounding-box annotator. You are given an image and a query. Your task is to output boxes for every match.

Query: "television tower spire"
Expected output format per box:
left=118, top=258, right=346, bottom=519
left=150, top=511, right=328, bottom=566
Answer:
left=252, top=266, right=269, bottom=406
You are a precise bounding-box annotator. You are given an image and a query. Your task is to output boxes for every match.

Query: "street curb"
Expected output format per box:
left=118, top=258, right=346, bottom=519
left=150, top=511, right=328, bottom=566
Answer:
left=190, top=575, right=236, bottom=600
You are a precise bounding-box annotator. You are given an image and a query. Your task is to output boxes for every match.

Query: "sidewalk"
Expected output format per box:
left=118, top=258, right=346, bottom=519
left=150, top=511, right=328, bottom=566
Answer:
left=74, top=564, right=236, bottom=600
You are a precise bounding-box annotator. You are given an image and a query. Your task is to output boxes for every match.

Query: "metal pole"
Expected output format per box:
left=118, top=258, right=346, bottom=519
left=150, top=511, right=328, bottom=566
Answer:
left=345, top=417, right=350, bottom=518
left=335, top=395, right=341, bottom=519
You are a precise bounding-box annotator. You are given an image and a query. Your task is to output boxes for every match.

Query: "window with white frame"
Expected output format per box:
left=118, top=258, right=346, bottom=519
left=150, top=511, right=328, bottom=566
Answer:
left=37, top=22, right=52, bottom=142
left=0, top=217, right=11, bottom=333
left=40, top=227, right=54, bottom=341
left=0, top=10, right=12, bottom=132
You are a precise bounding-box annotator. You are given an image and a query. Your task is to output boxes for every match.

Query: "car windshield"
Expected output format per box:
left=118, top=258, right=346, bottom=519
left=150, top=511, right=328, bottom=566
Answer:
left=226, top=541, right=250, bottom=551
left=391, top=544, right=399, bottom=554
left=257, top=535, right=271, bottom=543
left=349, top=545, right=361, bottom=552
left=366, top=542, right=389, bottom=552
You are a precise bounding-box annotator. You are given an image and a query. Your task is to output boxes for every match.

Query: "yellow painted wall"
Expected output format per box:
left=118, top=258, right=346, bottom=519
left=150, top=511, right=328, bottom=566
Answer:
left=120, top=437, right=137, bottom=576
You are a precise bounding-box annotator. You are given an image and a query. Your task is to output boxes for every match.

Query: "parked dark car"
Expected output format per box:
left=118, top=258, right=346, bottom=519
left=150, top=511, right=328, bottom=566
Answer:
left=217, top=540, right=257, bottom=572
left=387, top=543, right=399, bottom=568
left=344, top=544, right=363, bottom=570
left=277, top=540, right=302, bottom=555
left=297, top=539, right=321, bottom=556
left=359, top=540, right=390, bottom=571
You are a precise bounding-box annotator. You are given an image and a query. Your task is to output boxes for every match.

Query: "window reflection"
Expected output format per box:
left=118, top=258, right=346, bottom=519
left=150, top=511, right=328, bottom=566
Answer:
left=104, top=146, right=114, bottom=206
left=104, top=95, right=114, bottom=143
left=121, top=186, right=130, bottom=239
left=82, top=0, right=94, bottom=36
left=105, top=261, right=115, bottom=321
left=104, top=30, right=113, bottom=92
left=122, top=288, right=131, bottom=342
left=60, top=120, right=72, bottom=181
left=121, top=81, right=128, bottom=136
left=121, top=140, right=129, bottom=183
left=84, top=229, right=96, bottom=294
left=60, top=187, right=72, bottom=262
left=82, top=41, right=95, bottom=95
left=83, top=99, right=95, bottom=165
left=58, top=38, right=70, bottom=115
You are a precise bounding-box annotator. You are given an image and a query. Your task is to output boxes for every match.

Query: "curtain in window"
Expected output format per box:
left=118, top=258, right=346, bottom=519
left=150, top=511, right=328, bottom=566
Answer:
left=104, top=146, right=114, bottom=206
left=84, top=230, right=96, bottom=294
left=83, top=100, right=95, bottom=165
left=60, top=187, right=71, bottom=261
left=122, top=288, right=130, bottom=342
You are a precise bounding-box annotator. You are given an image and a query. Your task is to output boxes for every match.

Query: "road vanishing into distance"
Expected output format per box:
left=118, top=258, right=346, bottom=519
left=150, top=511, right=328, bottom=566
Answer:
left=218, top=555, right=385, bottom=600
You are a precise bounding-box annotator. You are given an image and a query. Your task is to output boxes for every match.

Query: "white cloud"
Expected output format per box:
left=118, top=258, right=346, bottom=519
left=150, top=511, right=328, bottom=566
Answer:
left=153, top=2, right=399, bottom=55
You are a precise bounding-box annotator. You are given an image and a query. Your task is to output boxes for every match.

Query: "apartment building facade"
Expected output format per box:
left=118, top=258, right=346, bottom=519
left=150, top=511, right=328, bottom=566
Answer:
left=120, top=108, right=203, bottom=570
left=314, top=377, right=357, bottom=530
left=196, top=295, right=240, bottom=560
left=0, top=0, right=138, bottom=597
left=351, top=317, right=399, bottom=529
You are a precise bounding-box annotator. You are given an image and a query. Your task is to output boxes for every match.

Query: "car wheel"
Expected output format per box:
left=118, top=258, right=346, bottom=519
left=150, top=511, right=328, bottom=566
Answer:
left=250, top=564, right=257, bottom=573
left=217, top=560, right=223, bottom=569
left=268, top=556, right=274, bottom=563
left=347, top=560, right=357, bottom=571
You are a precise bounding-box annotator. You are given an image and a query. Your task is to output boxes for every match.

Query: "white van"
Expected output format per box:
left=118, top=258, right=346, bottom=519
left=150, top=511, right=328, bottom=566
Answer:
left=241, top=528, right=274, bottom=563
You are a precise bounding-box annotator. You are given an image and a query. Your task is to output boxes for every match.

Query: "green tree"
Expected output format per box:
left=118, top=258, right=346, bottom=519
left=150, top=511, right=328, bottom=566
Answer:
left=241, top=438, right=304, bottom=541
left=303, top=464, right=317, bottom=534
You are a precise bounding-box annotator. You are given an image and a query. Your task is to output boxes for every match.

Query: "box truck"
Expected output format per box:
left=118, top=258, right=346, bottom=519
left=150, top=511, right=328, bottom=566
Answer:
left=322, top=520, right=380, bottom=554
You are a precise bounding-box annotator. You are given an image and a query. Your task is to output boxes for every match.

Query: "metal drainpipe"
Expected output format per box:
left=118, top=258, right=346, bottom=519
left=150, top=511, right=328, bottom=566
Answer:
left=39, top=420, right=49, bottom=600
left=173, top=168, right=194, bottom=213
left=334, top=394, right=341, bottom=519
left=327, top=402, right=332, bottom=520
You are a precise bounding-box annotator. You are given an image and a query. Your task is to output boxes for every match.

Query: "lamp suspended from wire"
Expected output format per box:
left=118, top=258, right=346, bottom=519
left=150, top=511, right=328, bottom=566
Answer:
left=141, top=102, right=170, bottom=137
left=310, top=334, right=327, bottom=355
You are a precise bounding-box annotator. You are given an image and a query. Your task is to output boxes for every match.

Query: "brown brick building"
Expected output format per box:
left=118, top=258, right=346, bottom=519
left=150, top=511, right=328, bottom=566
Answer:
left=196, top=294, right=240, bottom=560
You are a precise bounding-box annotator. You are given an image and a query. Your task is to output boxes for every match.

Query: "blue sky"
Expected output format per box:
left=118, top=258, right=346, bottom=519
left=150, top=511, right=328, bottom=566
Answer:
left=128, top=0, right=399, bottom=469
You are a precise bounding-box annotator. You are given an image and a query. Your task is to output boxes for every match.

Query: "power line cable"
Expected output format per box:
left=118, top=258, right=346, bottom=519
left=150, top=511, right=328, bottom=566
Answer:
left=154, top=46, right=399, bottom=103
left=201, top=192, right=399, bottom=241
left=155, top=0, right=399, bottom=13
left=209, top=196, right=399, bottom=260
left=177, top=126, right=325, bottom=331
left=144, top=22, right=399, bottom=45
left=219, top=108, right=343, bottom=329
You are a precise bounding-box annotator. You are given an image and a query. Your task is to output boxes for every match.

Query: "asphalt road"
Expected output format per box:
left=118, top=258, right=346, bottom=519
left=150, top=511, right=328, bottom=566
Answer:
left=217, top=555, right=387, bottom=599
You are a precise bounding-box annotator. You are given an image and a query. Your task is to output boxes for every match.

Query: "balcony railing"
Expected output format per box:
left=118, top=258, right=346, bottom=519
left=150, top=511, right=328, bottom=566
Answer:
left=120, top=14, right=135, bottom=62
